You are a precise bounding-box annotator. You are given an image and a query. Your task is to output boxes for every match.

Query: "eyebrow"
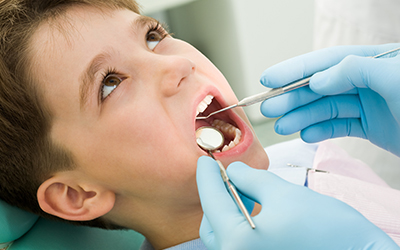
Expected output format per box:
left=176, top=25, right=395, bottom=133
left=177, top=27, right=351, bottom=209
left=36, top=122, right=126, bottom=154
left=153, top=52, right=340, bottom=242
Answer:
left=79, top=15, right=159, bottom=109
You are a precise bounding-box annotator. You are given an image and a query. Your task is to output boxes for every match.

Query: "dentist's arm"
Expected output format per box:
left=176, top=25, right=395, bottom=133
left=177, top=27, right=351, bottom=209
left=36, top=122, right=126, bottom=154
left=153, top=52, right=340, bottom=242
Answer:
left=197, top=156, right=399, bottom=250
left=260, top=43, right=400, bottom=157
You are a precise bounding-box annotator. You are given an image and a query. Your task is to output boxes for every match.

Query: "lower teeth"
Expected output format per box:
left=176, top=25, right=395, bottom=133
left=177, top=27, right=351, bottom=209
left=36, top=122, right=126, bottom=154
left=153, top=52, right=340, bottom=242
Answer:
left=212, top=119, right=242, bottom=152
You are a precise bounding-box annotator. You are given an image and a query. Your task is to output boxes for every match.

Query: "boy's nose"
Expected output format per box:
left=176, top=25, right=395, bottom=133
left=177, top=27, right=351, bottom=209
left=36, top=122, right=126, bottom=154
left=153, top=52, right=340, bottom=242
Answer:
left=156, top=56, right=195, bottom=96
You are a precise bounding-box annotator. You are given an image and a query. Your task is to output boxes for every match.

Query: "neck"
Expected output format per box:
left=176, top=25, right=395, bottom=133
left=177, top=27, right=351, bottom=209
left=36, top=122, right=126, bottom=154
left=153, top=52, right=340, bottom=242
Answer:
left=145, top=204, right=203, bottom=249
left=108, top=197, right=203, bottom=250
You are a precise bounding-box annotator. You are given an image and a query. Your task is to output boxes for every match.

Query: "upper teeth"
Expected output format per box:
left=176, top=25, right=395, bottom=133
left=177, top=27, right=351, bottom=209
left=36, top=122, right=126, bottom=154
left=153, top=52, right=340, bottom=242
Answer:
left=196, top=95, right=213, bottom=116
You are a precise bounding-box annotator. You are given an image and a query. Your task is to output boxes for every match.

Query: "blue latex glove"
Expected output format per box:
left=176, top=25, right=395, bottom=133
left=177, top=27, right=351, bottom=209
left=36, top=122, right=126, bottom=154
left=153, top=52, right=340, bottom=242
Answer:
left=197, top=156, right=399, bottom=250
left=260, top=43, right=400, bottom=157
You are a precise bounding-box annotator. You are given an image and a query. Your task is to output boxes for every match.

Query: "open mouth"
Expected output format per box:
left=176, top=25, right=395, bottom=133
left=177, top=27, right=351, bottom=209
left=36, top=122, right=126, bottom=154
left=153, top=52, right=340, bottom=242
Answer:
left=195, top=95, right=242, bottom=153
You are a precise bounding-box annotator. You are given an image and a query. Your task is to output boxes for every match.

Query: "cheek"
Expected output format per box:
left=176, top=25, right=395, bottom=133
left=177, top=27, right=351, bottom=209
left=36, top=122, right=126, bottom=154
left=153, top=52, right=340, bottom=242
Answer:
left=233, top=142, right=269, bottom=172
left=162, top=39, right=236, bottom=98
left=229, top=108, right=270, bottom=171
left=80, top=107, right=197, bottom=192
left=195, top=56, right=238, bottom=103
left=248, top=145, right=270, bottom=170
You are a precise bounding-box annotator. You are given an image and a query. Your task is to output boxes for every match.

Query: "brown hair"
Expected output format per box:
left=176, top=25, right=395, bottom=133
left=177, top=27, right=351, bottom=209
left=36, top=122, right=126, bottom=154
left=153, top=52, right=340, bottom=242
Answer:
left=0, top=0, right=140, bottom=229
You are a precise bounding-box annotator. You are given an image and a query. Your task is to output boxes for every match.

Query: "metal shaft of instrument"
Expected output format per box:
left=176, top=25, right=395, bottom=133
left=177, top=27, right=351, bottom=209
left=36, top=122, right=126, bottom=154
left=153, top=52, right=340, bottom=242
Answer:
left=208, top=151, right=256, bottom=229
left=196, top=47, right=400, bottom=120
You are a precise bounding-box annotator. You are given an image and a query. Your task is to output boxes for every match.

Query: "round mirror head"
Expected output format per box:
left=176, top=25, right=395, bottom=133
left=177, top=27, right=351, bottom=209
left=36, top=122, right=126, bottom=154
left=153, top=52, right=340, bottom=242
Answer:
left=196, top=127, right=224, bottom=151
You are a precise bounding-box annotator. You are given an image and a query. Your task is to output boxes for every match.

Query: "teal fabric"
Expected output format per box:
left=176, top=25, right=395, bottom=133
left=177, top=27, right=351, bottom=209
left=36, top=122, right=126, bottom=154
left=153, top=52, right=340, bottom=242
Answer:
left=9, top=217, right=144, bottom=250
left=0, top=197, right=144, bottom=249
left=0, top=199, right=38, bottom=243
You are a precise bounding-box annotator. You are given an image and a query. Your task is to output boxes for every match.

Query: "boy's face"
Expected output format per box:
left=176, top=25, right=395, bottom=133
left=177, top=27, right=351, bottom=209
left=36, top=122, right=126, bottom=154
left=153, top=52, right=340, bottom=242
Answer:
left=31, top=6, right=269, bottom=211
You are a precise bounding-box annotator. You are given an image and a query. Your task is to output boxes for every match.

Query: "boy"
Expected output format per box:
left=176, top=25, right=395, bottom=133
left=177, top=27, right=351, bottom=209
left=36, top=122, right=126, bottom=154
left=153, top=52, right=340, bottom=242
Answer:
left=0, top=0, right=269, bottom=249
left=3, top=1, right=399, bottom=249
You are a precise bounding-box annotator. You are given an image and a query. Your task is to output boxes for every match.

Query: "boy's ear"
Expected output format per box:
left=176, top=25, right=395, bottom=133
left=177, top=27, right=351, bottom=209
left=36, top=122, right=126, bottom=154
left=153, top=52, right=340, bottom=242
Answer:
left=37, top=173, right=115, bottom=221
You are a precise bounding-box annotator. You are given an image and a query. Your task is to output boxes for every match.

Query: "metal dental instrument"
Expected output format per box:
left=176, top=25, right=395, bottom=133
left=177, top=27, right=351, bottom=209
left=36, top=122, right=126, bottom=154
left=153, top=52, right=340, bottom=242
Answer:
left=196, top=127, right=256, bottom=229
left=196, top=127, right=225, bottom=150
left=196, top=47, right=400, bottom=120
left=287, top=163, right=329, bottom=173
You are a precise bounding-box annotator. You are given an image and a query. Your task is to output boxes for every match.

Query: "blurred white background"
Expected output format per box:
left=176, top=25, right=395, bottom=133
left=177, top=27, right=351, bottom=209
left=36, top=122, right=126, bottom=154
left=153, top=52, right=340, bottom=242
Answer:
left=137, top=0, right=400, bottom=189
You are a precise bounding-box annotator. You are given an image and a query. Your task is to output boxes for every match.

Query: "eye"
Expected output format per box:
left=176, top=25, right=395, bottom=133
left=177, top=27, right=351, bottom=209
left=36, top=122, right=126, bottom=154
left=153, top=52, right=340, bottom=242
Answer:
left=146, top=22, right=168, bottom=50
left=101, top=74, right=122, bottom=101
left=147, top=31, right=163, bottom=50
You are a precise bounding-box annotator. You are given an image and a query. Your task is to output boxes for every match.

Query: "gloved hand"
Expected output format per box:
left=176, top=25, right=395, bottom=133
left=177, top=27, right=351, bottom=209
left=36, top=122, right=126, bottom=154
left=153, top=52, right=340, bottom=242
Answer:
left=197, top=156, right=399, bottom=250
left=260, top=43, right=400, bottom=157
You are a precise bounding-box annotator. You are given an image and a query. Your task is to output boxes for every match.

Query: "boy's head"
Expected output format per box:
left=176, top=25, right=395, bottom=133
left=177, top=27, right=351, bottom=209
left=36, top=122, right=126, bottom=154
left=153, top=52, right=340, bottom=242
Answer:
left=0, top=0, right=140, bottom=229
left=0, top=0, right=269, bottom=242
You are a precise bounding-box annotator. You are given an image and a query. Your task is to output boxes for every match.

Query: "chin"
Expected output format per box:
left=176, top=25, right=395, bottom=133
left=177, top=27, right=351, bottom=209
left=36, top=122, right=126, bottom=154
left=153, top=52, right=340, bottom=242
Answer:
left=239, top=141, right=270, bottom=170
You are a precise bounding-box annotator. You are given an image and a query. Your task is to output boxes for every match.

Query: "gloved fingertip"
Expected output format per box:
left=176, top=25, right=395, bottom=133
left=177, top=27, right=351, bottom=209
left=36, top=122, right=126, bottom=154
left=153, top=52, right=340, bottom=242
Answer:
left=274, top=122, right=286, bottom=135
left=260, top=100, right=279, bottom=118
left=199, top=214, right=211, bottom=236
left=227, top=161, right=268, bottom=183
left=229, top=160, right=249, bottom=168
left=300, top=125, right=329, bottom=143
left=260, top=69, right=283, bottom=88
left=199, top=215, right=215, bottom=250
left=274, top=115, right=303, bottom=135
left=274, top=123, right=280, bottom=133
left=197, top=156, right=219, bottom=178
left=260, top=70, right=269, bottom=87
left=309, top=72, right=327, bottom=94
left=226, top=161, right=251, bottom=176
left=260, top=103, right=267, bottom=117
left=198, top=155, right=211, bottom=160
left=197, top=155, right=214, bottom=165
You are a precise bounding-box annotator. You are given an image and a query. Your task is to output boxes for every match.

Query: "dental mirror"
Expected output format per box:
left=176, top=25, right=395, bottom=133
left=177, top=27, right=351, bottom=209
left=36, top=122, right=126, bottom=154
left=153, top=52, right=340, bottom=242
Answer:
left=196, top=127, right=224, bottom=151
left=195, top=126, right=256, bottom=229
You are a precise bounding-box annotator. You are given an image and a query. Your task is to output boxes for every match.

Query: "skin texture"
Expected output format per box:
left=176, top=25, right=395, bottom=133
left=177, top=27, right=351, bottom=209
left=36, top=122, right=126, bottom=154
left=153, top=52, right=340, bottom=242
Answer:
left=31, top=6, right=269, bottom=249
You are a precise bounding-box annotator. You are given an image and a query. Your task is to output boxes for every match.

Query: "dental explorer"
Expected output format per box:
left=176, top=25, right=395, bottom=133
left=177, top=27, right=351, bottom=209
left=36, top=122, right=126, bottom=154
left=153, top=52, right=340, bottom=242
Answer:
left=196, top=47, right=400, bottom=120
left=195, top=126, right=256, bottom=229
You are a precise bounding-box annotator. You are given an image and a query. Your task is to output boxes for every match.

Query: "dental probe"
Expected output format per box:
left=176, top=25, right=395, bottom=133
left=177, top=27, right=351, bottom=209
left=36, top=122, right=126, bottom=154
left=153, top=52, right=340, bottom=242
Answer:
left=207, top=150, right=256, bottom=229
left=196, top=47, right=400, bottom=120
left=196, top=127, right=256, bottom=229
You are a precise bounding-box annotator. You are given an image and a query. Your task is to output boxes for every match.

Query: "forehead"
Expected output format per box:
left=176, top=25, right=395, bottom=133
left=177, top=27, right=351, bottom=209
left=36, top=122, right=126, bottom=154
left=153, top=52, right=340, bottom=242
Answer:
left=28, top=6, right=141, bottom=113
left=30, top=5, right=138, bottom=63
